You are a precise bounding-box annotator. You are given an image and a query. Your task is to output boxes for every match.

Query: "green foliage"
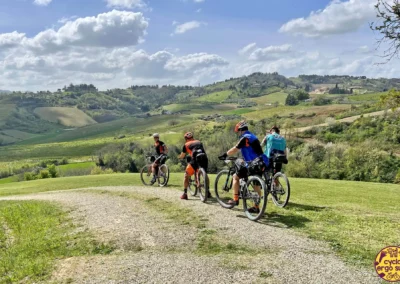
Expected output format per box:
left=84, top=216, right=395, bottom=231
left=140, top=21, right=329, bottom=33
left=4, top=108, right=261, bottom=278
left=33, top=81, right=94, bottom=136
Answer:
left=24, top=172, right=36, bottom=181
left=379, top=89, right=400, bottom=111
left=90, top=166, right=114, bottom=175
left=313, top=95, right=332, bottom=106
left=39, top=170, right=50, bottom=179
left=285, top=90, right=310, bottom=106
left=96, top=143, right=138, bottom=173
left=48, top=164, right=58, bottom=178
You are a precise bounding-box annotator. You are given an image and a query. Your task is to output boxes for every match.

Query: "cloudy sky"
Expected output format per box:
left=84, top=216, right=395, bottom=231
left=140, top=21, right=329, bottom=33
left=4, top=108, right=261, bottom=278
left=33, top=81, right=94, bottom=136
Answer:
left=0, top=0, right=398, bottom=91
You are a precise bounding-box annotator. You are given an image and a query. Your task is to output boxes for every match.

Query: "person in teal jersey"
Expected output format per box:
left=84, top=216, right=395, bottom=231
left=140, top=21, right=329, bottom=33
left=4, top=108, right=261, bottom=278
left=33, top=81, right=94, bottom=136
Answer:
left=261, top=126, right=287, bottom=173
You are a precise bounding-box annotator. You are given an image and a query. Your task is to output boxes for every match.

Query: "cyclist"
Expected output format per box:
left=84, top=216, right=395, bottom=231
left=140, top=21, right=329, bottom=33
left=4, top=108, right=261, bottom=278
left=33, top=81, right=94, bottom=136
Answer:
left=261, top=126, right=287, bottom=174
left=219, top=121, right=268, bottom=213
left=150, top=133, right=168, bottom=185
left=178, top=132, right=210, bottom=200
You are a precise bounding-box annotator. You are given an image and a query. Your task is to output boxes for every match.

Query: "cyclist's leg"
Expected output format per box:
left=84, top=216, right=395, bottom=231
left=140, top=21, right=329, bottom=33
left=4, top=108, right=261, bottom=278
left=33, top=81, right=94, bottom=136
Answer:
left=229, top=173, right=241, bottom=205
left=182, top=163, right=195, bottom=199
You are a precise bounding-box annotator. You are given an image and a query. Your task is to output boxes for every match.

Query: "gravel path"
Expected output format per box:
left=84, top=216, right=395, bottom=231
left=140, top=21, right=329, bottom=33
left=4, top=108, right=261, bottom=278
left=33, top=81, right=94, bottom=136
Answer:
left=0, top=186, right=380, bottom=284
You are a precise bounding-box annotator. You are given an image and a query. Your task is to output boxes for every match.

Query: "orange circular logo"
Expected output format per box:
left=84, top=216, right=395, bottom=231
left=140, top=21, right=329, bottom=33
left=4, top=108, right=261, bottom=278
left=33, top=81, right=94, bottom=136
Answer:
left=375, top=246, right=400, bottom=282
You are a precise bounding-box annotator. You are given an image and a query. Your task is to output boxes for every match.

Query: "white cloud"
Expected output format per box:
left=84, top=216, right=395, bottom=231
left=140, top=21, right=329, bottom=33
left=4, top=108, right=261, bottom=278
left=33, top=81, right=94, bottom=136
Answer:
left=57, top=16, right=78, bottom=24
left=249, top=44, right=293, bottom=61
left=279, top=0, right=376, bottom=37
left=238, top=42, right=257, bottom=55
left=33, top=0, right=52, bottom=6
left=194, top=0, right=205, bottom=3
left=0, top=32, right=26, bottom=48
left=172, top=21, right=204, bottom=35
left=196, top=8, right=202, bottom=13
left=1, top=10, right=148, bottom=54
left=165, top=53, right=228, bottom=72
left=105, top=0, right=146, bottom=9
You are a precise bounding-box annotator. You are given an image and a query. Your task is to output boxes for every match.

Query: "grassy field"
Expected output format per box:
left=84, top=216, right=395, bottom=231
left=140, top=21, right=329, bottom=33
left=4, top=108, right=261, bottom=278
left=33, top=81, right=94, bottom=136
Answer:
left=0, top=104, right=15, bottom=127
left=34, top=107, right=97, bottom=127
left=0, top=200, right=114, bottom=283
left=0, top=173, right=398, bottom=268
left=250, top=92, right=288, bottom=105
left=223, top=108, right=255, bottom=115
left=195, top=90, right=232, bottom=103
left=348, top=92, right=387, bottom=102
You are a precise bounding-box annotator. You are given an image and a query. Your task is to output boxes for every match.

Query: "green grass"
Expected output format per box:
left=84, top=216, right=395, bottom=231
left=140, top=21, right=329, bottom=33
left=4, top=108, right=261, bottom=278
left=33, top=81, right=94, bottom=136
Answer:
left=58, top=162, right=96, bottom=170
left=0, top=174, right=398, bottom=268
left=0, top=176, right=18, bottom=185
left=196, top=90, right=232, bottom=103
left=348, top=92, right=387, bottom=102
left=250, top=92, right=288, bottom=105
left=34, top=107, right=97, bottom=127
left=0, top=104, right=15, bottom=127
left=0, top=200, right=114, bottom=283
left=223, top=108, right=255, bottom=115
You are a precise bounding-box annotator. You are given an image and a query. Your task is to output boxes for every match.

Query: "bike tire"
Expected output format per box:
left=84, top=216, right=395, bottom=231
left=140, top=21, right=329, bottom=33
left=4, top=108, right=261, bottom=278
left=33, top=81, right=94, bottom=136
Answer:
left=140, top=164, right=153, bottom=186
left=158, top=164, right=170, bottom=187
left=214, top=170, right=235, bottom=209
left=271, top=172, right=290, bottom=208
left=243, top=176, right=267, bottom=221
left=197, top=168, right=208, bottom=203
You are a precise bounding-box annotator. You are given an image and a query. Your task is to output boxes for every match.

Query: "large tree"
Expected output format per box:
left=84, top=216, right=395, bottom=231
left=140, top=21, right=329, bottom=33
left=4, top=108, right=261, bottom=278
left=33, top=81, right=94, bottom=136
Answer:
left=370, top=0, right=400, bottom=62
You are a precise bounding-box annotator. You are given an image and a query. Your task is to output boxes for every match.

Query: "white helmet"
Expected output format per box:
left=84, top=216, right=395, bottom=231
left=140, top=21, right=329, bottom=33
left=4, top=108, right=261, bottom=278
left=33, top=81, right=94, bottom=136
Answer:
left=153, top=133, right=160, bottom=138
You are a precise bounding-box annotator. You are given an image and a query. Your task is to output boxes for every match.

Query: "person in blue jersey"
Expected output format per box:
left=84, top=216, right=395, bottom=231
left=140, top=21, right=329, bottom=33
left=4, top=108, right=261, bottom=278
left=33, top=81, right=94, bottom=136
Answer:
left=219, top=121, right=268, bottom=213
left=261, top=126, right=287, bottom=174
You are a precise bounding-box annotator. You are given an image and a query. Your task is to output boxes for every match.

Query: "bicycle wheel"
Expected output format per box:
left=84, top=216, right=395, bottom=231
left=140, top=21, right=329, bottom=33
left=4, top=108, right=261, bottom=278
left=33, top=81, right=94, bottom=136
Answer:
left=197, top=168, right=208, bottom=203
left=157, top=164, right=170, bottom=187
left=140, top=164, right=153, bottom=186
left=243, top=176, right=267, bottom=221
left=271, top=172, right=290, bottom=208
left=214, top=170, right=235, bottom=209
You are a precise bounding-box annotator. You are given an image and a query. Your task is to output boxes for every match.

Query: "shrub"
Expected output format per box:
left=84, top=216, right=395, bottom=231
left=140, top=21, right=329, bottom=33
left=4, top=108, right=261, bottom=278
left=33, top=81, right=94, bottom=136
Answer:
left=24, top=172, right=36, bottom=181
left=90, top=166, right=114, bottom=175
left=48, top=164, right=58, bottom=178
left=39, top=170, right=50, bottom=179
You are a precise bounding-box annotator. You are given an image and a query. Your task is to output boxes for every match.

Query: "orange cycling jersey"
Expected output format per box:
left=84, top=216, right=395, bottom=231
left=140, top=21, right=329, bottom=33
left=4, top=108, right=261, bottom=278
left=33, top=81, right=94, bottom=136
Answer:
left=183, top=140, right=205, bottom=157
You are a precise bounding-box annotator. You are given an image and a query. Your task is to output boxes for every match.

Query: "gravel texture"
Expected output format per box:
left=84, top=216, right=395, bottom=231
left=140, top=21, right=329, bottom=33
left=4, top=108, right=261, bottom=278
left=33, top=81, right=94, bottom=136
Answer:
left=0, top=186, right=380, bottom=284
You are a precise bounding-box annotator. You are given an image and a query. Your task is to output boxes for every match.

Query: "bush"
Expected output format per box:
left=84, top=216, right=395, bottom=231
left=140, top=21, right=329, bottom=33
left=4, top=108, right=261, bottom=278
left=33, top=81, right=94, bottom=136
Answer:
left=24, top=172, right=36, bottom=181
left=39, top=170, right=50, bottom=179
left=96, top=143, right=138, bottom=173
left=48, top=164, right=58, bottom=178
left=90, top=166, right=114, bottom=175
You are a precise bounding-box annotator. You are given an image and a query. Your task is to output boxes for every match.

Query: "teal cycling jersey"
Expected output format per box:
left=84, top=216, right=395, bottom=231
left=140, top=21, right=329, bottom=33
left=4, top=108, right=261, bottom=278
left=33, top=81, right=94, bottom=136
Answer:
left=264, top=133, right=286, bottom=158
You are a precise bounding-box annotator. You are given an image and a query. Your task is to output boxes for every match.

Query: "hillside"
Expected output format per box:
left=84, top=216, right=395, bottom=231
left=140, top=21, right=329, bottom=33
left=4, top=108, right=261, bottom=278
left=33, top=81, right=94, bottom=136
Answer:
left=0, top=73, right=398, bottom=143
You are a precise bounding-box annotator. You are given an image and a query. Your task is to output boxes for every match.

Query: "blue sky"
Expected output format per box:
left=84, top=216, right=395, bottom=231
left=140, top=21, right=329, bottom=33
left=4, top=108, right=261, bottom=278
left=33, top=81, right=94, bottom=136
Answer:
left=0, top=0, right=398, bottom=91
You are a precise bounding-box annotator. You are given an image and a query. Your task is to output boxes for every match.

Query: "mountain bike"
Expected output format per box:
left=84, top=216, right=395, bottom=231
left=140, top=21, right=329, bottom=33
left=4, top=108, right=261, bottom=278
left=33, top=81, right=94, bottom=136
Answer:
left=140, top=154, right=169, bottom=187
left=214, top=157, right=267, bottom=221
left=180, top=158, right=210, bottom=203
left=262, top=154, right=290, bottom=208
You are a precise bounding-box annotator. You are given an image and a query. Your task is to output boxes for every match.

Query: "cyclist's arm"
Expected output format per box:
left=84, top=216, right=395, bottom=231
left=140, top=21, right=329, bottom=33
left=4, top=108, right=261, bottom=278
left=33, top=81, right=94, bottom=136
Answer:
left=227, top=147, right=239, bottom=155
left=178, top=145, right=186, bottom=159
left=164, top=144, right=169, bottom=154
left=261, top=136, right=267, bottom=146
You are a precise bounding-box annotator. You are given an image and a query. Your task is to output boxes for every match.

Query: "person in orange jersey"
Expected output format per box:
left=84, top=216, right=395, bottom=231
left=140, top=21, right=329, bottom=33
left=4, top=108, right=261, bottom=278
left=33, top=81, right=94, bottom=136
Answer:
left=178, top=132, right=210, bottom=200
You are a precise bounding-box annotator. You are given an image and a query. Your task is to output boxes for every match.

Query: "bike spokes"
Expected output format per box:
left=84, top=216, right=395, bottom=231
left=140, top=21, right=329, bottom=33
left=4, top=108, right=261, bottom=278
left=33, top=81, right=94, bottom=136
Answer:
left=197, top=168, right=208, bottom=203
left=271, top=173, right=290, bottom=208
left=243, top=176, right=267, bottom=221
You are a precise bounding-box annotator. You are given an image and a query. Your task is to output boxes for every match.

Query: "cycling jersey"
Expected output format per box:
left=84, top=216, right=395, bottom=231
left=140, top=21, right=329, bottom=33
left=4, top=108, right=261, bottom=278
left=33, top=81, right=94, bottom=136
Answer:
left=155, top=140, right=166, bottom=155
left=236, top=131, right=268, bottom=165
left=182, top=140, right=206, bottom=157
left=264, top=133, right=286, bottom=158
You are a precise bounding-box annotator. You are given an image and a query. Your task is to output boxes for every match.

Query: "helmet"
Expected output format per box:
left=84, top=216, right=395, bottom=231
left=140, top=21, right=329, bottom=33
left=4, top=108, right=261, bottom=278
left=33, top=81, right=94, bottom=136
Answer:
left=184, top=132, right=193, bottom=139
left=153, top=133, right=160, bottom=138
left=234, top=121, right=248, bottom=133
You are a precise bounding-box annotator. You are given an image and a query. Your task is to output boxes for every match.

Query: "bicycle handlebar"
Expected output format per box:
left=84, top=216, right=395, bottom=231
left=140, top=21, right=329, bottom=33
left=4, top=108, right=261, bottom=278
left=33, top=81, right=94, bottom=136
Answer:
left=218, top=156, right=238, bottom=161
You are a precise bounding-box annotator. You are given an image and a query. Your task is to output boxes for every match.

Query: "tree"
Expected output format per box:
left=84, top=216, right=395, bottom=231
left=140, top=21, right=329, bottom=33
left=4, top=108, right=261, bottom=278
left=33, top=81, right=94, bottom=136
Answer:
left=285, top=94, right=298, bottom=106
left=380, top=89, right=400, bottom=110
left=370, top=0, right=400, bottom=62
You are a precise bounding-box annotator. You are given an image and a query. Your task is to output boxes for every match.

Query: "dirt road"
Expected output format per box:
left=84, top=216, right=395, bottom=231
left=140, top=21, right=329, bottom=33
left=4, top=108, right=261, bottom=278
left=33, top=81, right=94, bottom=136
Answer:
left=0, top=186, right=380, bottom=284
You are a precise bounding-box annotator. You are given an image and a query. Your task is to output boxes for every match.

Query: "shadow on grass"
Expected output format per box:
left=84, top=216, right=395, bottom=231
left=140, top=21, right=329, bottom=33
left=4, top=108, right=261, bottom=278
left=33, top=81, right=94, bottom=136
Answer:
left=286, top=202, right=328, bottom=212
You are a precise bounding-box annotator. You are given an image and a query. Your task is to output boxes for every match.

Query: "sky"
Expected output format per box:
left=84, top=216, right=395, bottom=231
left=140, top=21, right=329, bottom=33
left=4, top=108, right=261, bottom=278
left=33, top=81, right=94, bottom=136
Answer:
left=0, top=0, right=398, bottom=91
